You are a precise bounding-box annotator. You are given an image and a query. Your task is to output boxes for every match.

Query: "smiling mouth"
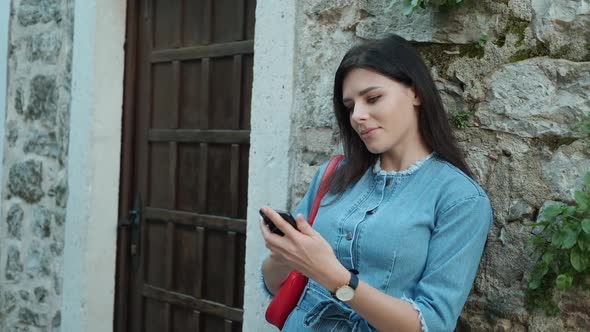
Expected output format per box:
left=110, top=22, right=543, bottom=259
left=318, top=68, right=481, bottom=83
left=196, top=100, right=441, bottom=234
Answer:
left=360, top=128, right=378, bottom=136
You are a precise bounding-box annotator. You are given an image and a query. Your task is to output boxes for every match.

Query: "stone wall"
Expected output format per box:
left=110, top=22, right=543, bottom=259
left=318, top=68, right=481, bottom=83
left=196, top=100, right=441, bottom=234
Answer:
left=0, top=0, right=73, bottom=331
left=288, top=0, right=589, bottom=330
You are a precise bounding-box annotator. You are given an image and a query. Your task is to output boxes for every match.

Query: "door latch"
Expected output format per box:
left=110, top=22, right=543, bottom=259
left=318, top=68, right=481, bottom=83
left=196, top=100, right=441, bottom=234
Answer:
left=118, top=193, right=142, bottom=271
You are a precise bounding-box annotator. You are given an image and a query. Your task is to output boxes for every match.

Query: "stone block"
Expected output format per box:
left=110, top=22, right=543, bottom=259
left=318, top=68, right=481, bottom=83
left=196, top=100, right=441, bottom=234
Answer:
left=24, top=130, right=59, bottom=159
left=6, top=204, right=24, bottom=240
left=477, top=59, right=590, bottom=138
left=542, top=141, right=590, bottom=200
left=6, top=246, right=23, bottom=281
left=6, top=120, right=19, bottom=147
left=26, top=31, right=62, bottom=63
left=0, top=289, right=17, bottom=315
left=17, top=308, right=48, bottom=327
left=17, top=0, right=61, bottom=27
left=25, top=241, right=51, bottom=279
left=18, top=290, right=29, bottom=302
left=25, top=75, right=57, bottom=125
left=8, top=160, right=44, bottom=203
left=32, top=207, right=51, bottom=239
left=532, top=0, right=590, bottom=61
left=33, top=287, right=48, bottom=304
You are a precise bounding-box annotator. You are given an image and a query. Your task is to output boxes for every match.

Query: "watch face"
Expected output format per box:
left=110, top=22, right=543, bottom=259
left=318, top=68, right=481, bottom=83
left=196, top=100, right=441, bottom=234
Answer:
left=335, top=286, right=355, bottom=301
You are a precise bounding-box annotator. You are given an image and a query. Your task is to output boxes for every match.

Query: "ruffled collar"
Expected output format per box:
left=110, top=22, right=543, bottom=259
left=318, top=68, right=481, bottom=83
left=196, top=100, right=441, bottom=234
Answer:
left=372, top=152, right=435, bottom=176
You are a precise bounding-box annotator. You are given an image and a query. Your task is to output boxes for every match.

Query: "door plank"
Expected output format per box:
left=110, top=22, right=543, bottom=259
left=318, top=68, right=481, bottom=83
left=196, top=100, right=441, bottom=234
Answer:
left=145, top=207, right=246, bottom=233
left=148, top=129, right=250, bottom=144
left=143, top=285, right=243, bottom=322
left=151, top=41, right=253, bottom=63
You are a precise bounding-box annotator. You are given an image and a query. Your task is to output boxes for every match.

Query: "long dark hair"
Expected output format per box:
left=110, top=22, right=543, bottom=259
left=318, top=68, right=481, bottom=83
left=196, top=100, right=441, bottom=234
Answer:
left=329, top=34, right=473, bottom=193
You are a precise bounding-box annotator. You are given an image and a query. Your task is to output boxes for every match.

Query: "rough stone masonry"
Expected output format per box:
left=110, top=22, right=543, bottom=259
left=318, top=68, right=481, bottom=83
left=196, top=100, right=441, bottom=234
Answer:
left=0, top=0, right=72, bottom=331
left=288, top=0, right=589, bottom=331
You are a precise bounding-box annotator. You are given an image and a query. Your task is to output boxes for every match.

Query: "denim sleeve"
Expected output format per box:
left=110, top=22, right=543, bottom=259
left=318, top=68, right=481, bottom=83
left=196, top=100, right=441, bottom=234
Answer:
left=401, top=194, right=493, bottom=332
left=259, top=162, right=328, bottom=298
left=291, top=162, right=328, bottom=220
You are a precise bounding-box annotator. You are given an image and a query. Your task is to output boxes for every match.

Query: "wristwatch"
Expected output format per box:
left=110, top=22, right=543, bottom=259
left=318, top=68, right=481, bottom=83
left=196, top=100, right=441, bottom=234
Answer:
left=333, top=269, right=359, bottom=302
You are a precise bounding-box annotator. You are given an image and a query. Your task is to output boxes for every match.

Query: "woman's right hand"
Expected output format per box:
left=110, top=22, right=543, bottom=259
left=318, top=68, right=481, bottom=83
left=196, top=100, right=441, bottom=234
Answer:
left=261, top=219, right=295, bottom=294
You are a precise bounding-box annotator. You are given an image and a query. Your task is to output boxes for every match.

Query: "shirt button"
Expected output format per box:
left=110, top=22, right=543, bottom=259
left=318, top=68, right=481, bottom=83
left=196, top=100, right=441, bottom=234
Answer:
left=345, top=232, right=353, bottom=241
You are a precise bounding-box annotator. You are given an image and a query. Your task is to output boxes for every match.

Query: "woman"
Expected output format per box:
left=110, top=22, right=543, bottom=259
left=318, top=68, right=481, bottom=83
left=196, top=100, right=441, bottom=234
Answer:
left=260, top=34, right=493, bottom=332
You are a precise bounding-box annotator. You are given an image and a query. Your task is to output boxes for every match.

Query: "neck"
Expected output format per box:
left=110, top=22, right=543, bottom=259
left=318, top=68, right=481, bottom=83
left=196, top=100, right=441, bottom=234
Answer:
left=379, top=142, right=432, bottom=172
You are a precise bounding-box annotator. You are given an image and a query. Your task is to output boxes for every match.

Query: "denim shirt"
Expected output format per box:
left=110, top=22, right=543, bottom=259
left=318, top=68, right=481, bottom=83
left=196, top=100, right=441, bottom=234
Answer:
left=262, top=154, right=493, bottom=332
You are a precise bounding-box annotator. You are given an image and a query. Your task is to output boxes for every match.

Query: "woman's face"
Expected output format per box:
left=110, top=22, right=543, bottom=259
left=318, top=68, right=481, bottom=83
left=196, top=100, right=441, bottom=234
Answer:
left=342, top=68, right=422, bottom=159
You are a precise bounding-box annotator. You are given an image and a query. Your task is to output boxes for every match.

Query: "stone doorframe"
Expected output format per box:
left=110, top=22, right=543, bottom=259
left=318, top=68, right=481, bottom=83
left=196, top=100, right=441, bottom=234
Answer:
left=242, top=1, right=298, bottom=331
left=60, top=1, right=126, bottom=331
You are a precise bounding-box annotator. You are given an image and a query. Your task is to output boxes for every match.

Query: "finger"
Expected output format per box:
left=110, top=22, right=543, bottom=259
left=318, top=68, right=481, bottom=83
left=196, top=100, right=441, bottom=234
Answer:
left=260, top=219, right=271, bottom=238
left=295, top=213, right=314, bottom=236
left=261, top=207, right=299, bottom=238
left=260, top=219, right=282, bottom=246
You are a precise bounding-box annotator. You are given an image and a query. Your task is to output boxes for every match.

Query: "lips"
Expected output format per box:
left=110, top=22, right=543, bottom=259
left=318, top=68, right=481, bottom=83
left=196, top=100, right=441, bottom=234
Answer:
left=360, top=127, right=378, bottom=137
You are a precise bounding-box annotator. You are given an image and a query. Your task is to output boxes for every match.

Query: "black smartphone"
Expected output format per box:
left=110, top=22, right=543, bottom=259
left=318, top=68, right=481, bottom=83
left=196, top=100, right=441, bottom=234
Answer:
left=259, top=209, right=298, bottom=236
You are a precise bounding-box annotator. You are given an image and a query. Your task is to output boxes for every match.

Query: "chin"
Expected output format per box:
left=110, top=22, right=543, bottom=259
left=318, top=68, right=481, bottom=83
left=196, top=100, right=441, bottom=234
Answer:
left=365, top=145, right=387, bottom=155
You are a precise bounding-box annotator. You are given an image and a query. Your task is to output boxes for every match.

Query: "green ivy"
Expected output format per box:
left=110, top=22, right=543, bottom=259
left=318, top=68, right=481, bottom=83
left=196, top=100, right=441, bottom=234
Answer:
left=525, top=114, right=590, bottom=315
left=451, top=109, right=475, bottom=129
left=389, top=0, right=466, bottom=16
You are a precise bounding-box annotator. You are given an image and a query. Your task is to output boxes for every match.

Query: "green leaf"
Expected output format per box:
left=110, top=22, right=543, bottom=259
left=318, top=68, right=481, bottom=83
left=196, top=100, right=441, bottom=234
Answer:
left=528, top=278, right=541, bottom=290
left=562, top=226, right=579, bottom=249
left=578, top=233, right=590, bottom=251
left=574, top=191, right=589, bottom=210
left=582, top=219, right=590, bottom=235
left=556, top=274, right=573, bottom=290
left=528, top=263, right=549, bottom=290
left=564, top=206, right=577, bottom=217
left=551, top=229, right=566, bottom=247
left=542, top=251, right=555, bottom=264
left=570, top=248, right=589, bottom=272
left=544, top=205, right=564, bottom=220
left=529, top=235, right=546, bottom=247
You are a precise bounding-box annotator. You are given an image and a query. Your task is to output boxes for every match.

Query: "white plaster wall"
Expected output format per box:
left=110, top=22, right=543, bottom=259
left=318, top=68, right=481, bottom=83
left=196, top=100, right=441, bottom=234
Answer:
left=60, top=0, right=126, bottom=331
left=242, top=0, right=298, bottom=331
left=0, top=0, right=9, bottom=215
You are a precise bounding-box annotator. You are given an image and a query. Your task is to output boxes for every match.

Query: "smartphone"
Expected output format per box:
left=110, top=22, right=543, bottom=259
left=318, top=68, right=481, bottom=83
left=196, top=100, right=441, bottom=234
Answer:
left=259, top=209, right=298, bottom=236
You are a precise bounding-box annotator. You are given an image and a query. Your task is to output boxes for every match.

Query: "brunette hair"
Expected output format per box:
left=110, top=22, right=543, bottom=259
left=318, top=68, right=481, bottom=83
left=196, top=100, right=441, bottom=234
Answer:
left=329, top=34, right=473, bottom=193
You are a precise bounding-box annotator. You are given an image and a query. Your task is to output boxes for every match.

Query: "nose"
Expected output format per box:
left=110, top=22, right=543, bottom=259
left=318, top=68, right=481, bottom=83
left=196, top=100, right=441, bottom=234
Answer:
left=350, top=105, right=369, bottom=124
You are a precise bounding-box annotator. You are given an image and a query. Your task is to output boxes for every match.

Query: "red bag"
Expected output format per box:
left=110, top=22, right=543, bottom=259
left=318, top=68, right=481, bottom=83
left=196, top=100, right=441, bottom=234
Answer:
left=265, top=155, right=345, bottom=329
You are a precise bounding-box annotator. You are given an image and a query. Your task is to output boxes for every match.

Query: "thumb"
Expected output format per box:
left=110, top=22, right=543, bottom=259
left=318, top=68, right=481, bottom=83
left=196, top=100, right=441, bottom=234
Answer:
left=295, top=213, right=314, bottom=235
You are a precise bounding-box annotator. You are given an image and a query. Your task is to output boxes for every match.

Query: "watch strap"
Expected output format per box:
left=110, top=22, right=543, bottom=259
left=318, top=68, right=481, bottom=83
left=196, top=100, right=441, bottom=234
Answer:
left=332, top=269, right=359, bottom=298
left=348, top=269, right=359, bottom=290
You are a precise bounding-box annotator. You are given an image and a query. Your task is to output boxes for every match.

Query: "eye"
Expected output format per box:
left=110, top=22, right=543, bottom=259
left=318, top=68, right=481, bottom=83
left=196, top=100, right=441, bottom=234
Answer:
left=344, top=103, right=354, bottom=113
left=367, top=96, right=381, bottom=104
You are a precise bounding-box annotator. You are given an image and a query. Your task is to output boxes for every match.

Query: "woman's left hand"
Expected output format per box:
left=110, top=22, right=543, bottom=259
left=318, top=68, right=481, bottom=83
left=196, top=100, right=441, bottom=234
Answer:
left=260, top=207, right=349, bottom=291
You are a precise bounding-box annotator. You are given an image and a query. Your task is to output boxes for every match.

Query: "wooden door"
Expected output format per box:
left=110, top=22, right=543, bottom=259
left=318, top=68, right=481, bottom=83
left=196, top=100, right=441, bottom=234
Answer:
left=115, top=0, right=255, bottom=331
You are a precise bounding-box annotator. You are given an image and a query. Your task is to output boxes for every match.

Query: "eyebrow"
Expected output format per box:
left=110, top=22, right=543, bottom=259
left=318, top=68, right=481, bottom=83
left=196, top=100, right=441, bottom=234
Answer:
left=342, top=86, right=383, bottom=103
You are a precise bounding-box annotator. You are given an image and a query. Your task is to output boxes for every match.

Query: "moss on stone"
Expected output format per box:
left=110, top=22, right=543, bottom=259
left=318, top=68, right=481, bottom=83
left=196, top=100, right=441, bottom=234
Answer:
left=493, top=35, right=506, bottom=48
left=504, top=16, right=529, bottom=47
left=533, top=136, right=577, bottom=152
left=508, top=42, right=551, bottom=62
left=459, top=43, right=485, bottom=58
left=415, top=43, right=461, bottom=79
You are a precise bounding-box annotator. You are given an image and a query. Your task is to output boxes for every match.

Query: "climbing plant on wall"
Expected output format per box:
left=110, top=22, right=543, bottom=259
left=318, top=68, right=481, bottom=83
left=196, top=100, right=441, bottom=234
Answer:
left=526, top=114, right=590, bottom=315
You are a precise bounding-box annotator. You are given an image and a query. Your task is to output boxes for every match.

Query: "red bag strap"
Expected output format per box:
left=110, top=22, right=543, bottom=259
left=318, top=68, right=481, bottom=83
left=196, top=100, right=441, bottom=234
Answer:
left=307, top=155, right=344, bottom=225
